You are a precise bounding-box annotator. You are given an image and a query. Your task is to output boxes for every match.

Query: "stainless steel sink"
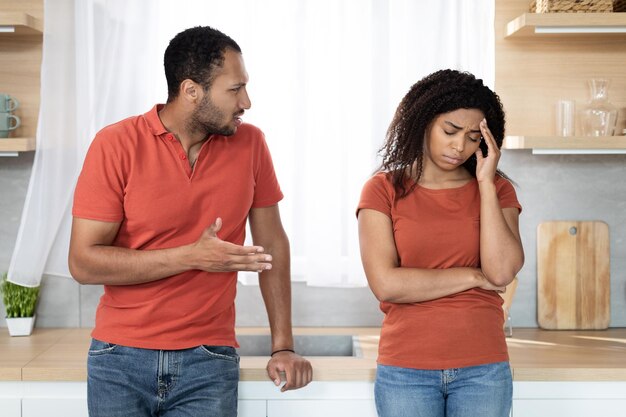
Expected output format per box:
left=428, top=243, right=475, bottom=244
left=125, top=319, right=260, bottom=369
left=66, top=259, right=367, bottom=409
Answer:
left=236, top=334, right=361, bottom=357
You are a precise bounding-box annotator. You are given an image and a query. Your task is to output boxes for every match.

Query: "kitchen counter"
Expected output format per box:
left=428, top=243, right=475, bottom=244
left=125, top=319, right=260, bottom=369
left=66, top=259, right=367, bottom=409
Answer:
left=1, top=327, right=625, bottom=382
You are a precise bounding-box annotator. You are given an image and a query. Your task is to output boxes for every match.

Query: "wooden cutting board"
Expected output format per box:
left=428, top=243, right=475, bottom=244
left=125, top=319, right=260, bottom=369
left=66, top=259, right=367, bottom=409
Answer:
left=537, top=221, right=610, bottom=330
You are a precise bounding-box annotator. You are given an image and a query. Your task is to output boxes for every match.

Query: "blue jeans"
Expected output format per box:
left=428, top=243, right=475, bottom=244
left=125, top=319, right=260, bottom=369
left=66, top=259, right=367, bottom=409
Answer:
left=375, top=362, right=512, bottom=417
left=87, top=338, right=240, bottom=417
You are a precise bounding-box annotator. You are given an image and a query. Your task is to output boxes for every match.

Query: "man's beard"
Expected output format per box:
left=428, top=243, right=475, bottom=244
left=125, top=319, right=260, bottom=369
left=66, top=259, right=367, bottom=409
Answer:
left=189, top=94, right=236, bottom=137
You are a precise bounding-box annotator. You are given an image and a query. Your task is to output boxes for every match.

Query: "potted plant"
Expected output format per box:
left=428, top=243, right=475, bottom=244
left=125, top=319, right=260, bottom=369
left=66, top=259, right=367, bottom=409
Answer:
left=1, top=273, right=40, bottom=336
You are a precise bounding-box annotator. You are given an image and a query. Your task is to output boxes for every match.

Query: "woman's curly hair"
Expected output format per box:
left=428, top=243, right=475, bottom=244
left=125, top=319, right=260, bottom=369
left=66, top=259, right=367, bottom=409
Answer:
left=379, top=69, right=508, bottom=198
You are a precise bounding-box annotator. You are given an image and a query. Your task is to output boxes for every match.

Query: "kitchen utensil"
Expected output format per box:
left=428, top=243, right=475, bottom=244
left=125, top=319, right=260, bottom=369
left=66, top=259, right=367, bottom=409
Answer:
left=537, top=221, right=610, bottom=330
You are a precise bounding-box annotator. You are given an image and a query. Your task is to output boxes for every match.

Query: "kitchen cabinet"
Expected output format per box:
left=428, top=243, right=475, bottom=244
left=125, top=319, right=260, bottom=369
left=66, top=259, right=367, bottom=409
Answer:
left=0, top=381, right=377, bottom=417
left=514, top=400, right=626, bottom=417
left=5, top=380, right=626, bottom=417
left=242, top=381, right=377, bottom=417
left=496, top=2, right=626, bottom=154
left=22, top=399, right=88, bottom=417
left=238, top=400, right=267, bottom=417
left=3, top=328, right=626, bottom=416
left=267, top=399, right=377, bottom=417
left=0, top=399, right=20, bottom=417
left=0, top=0, right=42, bottom=155
left=512, top=381, right=626, bottom=417
left=0, top=381, right=87, bottom=417
left=2, top=396, right=267, bottom=417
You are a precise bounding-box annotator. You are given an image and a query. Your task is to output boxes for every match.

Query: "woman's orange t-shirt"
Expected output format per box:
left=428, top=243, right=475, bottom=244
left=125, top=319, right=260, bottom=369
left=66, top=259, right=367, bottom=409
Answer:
left=357, top=172, right=522, bottom=369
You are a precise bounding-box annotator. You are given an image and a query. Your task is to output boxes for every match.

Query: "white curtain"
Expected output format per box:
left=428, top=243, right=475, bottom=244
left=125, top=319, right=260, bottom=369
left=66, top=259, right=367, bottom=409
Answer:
left=8, top=0, right=495, bottom=288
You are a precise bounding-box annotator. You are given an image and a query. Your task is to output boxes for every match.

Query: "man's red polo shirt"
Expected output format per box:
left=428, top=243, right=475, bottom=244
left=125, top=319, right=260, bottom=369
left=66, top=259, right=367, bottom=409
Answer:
left=72, top=104, right=283, bottom=349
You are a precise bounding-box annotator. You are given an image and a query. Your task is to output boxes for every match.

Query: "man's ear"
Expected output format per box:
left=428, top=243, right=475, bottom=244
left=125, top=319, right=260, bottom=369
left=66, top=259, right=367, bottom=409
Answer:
left=180, top=79, right=201, bottom=103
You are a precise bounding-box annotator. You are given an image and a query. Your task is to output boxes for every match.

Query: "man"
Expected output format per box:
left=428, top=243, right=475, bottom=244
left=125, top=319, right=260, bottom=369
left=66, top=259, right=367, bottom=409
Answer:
left=69, top=26, right=312, bottom=417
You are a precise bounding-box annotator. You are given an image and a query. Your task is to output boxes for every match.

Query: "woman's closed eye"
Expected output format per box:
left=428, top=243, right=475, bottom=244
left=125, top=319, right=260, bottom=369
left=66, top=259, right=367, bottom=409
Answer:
left=443, top=128, right=480, bottom=143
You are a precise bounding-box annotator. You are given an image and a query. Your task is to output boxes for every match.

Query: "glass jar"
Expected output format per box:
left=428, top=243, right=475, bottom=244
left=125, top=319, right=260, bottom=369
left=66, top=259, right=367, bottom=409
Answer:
left=580, top=78, right=618, bottom=137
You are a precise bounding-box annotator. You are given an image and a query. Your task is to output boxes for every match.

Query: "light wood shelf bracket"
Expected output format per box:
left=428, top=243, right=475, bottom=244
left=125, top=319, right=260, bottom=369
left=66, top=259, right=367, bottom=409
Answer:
left=0, top=11, right=42, bottom=35
left=506, top=12, right=626, bottom=37
left=503, top=136, right=626, bottom=154
left=0, top=137, right=36, bottom=154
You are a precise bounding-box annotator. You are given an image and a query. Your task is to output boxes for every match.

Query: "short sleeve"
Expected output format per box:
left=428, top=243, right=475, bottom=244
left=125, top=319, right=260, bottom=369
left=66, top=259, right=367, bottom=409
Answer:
left=496, top=176, right=522, bottom=214
left=251, top=130, right=283, bottom=208
left=356, top=172, right=394, bottom=218
left=72, top=132, right=126, bottom=222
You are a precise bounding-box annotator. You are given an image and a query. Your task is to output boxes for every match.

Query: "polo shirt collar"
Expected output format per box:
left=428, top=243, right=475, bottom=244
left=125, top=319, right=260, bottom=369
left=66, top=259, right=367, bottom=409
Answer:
left=144, top=104, right=169, bottom=136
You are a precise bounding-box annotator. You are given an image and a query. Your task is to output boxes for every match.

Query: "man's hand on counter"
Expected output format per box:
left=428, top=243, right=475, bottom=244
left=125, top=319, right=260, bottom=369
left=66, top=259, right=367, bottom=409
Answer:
left=266, top=351, right=313, bottom=392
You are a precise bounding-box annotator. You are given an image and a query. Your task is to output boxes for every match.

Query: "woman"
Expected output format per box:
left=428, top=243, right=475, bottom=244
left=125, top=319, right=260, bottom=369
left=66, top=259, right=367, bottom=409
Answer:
left=357, top=69, right=524, bottom=417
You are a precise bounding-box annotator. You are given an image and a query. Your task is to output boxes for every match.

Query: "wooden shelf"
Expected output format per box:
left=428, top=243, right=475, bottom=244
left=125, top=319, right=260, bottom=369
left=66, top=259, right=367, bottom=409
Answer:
left=506, top=12, right=626, bottom=37
left=0, top=11, right=42, bottom=35
left=0, top=2, right=43, bottom=154
left=0, top=137, right=35, bottom=152
left=503, top=136, right=626, bottom=154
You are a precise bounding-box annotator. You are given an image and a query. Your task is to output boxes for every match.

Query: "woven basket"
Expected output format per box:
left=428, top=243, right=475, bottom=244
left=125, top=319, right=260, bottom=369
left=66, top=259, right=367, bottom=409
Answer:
left=529, top=0, right=613, bottom=12
left=614, top=0, right=626, bottom=11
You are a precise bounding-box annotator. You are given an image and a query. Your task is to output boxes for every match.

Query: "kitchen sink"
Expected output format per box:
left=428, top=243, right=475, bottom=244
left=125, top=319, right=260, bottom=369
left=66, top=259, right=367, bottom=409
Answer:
left=236, top=334, right=361, bottom=357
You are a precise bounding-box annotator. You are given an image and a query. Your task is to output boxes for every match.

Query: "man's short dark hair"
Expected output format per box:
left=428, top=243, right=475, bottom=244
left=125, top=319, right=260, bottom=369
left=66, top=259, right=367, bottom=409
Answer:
left=164, top=26, right=241, bottom=102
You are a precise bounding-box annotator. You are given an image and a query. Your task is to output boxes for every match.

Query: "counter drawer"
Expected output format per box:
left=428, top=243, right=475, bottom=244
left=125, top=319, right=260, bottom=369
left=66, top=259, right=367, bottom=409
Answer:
left=514, top=399, right=626, bottom=417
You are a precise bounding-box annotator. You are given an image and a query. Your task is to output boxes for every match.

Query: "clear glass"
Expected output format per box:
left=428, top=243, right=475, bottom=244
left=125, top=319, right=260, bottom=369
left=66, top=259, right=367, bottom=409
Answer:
left=556, top=99, right=575, bottom=137
left=503, top=308, right=513, bottom=337
left=580, top=78, right=618, bottom=137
